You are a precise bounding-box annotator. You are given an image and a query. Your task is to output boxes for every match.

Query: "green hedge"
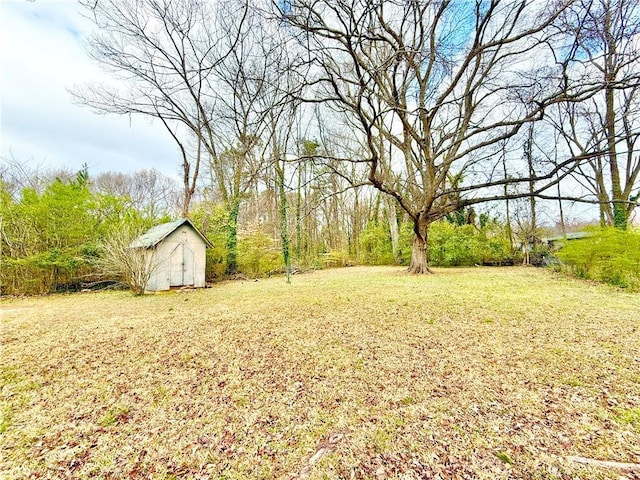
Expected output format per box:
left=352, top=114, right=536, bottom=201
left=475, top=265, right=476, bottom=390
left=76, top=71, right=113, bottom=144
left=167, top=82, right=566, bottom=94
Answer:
left=358, top=222, right=395, bottom=265
left=1, top=173, right=149, bottom=295
left=557, top=227, right=640, bottom=290
left=395, top=219, right=514, bottom=267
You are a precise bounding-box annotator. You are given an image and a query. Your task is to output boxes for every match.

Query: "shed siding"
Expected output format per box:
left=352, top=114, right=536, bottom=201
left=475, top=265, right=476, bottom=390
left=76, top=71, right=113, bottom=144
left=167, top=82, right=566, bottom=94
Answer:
left=145, top=224, right=207, bottom=291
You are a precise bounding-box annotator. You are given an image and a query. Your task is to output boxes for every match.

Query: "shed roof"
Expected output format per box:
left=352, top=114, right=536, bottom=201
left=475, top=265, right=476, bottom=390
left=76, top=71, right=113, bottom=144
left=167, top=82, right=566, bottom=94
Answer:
left=543, top=231, right=592, bottom=243
left=130, top=218, right=212, bottom=248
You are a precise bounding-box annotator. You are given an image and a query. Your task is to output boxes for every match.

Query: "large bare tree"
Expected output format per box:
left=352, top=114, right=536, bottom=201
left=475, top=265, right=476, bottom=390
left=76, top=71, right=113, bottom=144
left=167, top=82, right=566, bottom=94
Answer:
left=73, top=0, right=249, bottom=216
left=279, top=0, right=593, bottom=273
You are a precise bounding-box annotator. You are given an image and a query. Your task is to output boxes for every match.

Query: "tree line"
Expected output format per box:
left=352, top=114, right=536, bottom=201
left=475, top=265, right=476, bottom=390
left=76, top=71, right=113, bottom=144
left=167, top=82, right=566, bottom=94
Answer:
left=1, top=0, right=639, bottom=292
left=1, top=158, right=537, bottom=294
left=76, top=0, right=638, bottom=271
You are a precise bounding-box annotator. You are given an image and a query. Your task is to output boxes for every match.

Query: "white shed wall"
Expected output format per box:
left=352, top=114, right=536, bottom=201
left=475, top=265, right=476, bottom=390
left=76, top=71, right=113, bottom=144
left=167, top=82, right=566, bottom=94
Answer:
left=145, top=225, right=207, bottom=292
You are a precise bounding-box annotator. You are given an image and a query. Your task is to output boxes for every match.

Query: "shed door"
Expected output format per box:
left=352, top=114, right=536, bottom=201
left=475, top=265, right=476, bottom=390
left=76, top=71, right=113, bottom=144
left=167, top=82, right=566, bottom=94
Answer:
left=170, top=243, right=195, bottom=287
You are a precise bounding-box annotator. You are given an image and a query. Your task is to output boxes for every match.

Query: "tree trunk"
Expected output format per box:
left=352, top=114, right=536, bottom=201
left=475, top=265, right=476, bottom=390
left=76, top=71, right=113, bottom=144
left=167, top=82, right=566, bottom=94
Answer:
left=600, top=201, right=607, bottom=227
left=557, top=177, right=567, bottom=239
left=181, top=157, right=192, bottom=218
left=180, top=132, right=202, bottom=218
left=387, top=197, right=400, bottom=263
left=350, top=187, right=360, bottom=259
left=226, top=201, right=240, bottom=275
left=275, top=157, right=291, bottom=283
left=603, top=6, right=628, bottom=230
left=606, top=80, right=627, bottom=228
left=526, top=123, right=538, bottom=255
left=408, top=214, right=432, bottom=274
left=612, top=200, right=628, bottom=229
left=502, top=146, right=514, bottom=251
left=295, top=165, right=302, bottom=262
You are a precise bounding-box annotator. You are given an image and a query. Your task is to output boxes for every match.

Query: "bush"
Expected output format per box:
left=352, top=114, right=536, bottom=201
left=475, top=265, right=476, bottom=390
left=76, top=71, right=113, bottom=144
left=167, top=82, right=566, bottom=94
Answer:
left=395, top=218, right=516, bottom=267
left=190, top=205, right=229, bottom=281
left=428, top=220, right=515, bottom=267
left=556, top=227, right=640, bottom=290
left=237, top=231, right=281, bottom=278
left=318, top=250, right=351, bottom=269
left=0, top=172, right=147, bottom=295
left=97, top=225, right=157, bottom=295
left=428, top=222, right=480, bottom=266
left=358, top=222, right=395, bottom=265
left=476, top=222, right=515, bottom=265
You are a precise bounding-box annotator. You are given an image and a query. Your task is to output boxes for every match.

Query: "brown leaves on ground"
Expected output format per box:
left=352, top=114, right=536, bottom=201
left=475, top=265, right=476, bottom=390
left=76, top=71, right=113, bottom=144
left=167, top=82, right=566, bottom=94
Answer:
left=1, top=267, right=640, bottom=479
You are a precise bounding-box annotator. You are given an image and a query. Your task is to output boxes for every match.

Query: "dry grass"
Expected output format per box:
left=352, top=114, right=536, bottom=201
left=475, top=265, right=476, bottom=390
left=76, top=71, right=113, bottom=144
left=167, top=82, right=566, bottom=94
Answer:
left=2, top=266, right=640, bottom=479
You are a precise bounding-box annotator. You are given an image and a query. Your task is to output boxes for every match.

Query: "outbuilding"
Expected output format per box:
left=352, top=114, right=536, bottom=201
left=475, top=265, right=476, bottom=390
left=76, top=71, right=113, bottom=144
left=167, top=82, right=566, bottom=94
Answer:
left=131, top=218, right=212, bottom=292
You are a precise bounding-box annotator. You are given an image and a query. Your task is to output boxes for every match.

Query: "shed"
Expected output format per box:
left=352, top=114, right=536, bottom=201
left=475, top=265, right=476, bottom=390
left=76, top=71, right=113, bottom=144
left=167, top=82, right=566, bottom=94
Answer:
left=131, top=218, right=212, bottom=292
left=542, top=231, right=592, bottom=247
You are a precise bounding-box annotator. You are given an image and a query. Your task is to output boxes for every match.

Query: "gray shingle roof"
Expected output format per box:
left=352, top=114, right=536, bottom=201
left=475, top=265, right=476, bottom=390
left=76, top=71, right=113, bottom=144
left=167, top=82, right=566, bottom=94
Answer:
left=543, top=231, right=592, bottom=243
left=130, top=218, right=212, bottom=248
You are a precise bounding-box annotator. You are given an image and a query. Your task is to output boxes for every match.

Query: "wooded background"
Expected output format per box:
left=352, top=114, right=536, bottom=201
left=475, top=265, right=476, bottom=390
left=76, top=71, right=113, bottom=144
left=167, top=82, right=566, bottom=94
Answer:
left=1, top=0, right=639, bottom=293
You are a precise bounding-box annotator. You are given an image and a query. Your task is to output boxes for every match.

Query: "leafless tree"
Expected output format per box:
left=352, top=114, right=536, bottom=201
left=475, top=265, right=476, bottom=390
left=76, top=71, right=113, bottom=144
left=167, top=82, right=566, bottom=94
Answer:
left=278, top=0, right=596, bottom=273
left=205, top=3, right=289, bottom=273
left=551, top=0, right=640, bottom=228
left=73, top=0, right=249, bottom=216
left=93, top=168, right=181, bottom=219
left=0, top=155, right=74, bottom=198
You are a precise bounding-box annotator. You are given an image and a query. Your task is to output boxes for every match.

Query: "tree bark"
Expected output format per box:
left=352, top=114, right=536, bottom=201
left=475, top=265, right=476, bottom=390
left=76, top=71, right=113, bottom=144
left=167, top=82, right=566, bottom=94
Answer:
left=387, top=197, right=400, bottom=263
left=502, top=144, right=514, bottom=252
left=603, top=3, right=628, bottom=229
left=557, top=175, right=567, bottom=239
left=275, top=156, right=291, bottom=284
left=408, top=214, right=432, bottom=274
left=226, top=201, right=240, bottom=275
left=527, top=131, right=537, bottom=250
left=296, top=165, right=302, bottom=262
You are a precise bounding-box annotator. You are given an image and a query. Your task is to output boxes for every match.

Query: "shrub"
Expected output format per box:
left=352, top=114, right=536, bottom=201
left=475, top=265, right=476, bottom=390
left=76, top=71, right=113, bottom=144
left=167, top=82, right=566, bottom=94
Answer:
left=556, top=227, right=640, bottom=290
left=477, top=223, right=515, bottom=266
left=97, top=225, right=157, bottom=295
left=0, top=173, right=146, bottom=295
left=429, top=222, right=480, bottom=266
left=358, top=222, right=395, bottom=265
left=398, top=221, right=415, bottom=265
left=190, top=205, right=229, bottom=281
left=319, top=250, right=351, bottom=268
left=237, top=230, right=281, bottom=278
left=396, top=218, right=515, bottom=267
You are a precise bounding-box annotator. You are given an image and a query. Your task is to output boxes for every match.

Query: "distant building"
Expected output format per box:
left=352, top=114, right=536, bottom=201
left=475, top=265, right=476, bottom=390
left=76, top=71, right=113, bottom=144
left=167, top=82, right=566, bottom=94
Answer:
left=542, top=231, right=592, bottom=248
left=131, top=218, right=212, bottom=292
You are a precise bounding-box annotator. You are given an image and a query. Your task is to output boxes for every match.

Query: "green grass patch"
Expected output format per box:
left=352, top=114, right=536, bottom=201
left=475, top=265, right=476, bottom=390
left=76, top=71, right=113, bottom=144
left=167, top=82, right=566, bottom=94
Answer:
left=495, top=451, right=514, bottom=465
left=613, top=407, right=640, bottom=431
left=99, top=405, right=131, bottom=427
left=0, top=404, right=13, bottom=433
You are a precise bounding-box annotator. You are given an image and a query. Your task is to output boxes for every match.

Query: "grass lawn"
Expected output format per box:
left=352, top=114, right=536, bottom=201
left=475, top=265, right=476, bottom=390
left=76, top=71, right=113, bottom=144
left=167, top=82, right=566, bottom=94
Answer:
left=2, top=266, right=640, bottom=479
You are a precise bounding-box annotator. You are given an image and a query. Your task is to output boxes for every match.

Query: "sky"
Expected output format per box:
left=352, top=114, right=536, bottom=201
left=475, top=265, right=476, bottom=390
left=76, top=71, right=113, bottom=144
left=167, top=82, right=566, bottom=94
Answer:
left=0, top=0, right=605, bottom=225
left=0, top=0, right=181, bottom=179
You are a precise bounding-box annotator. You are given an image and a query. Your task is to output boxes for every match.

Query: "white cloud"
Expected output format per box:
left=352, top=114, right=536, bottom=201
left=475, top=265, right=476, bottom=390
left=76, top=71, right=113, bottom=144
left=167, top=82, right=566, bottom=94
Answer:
left=0, top=0, right=181, bottom=179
